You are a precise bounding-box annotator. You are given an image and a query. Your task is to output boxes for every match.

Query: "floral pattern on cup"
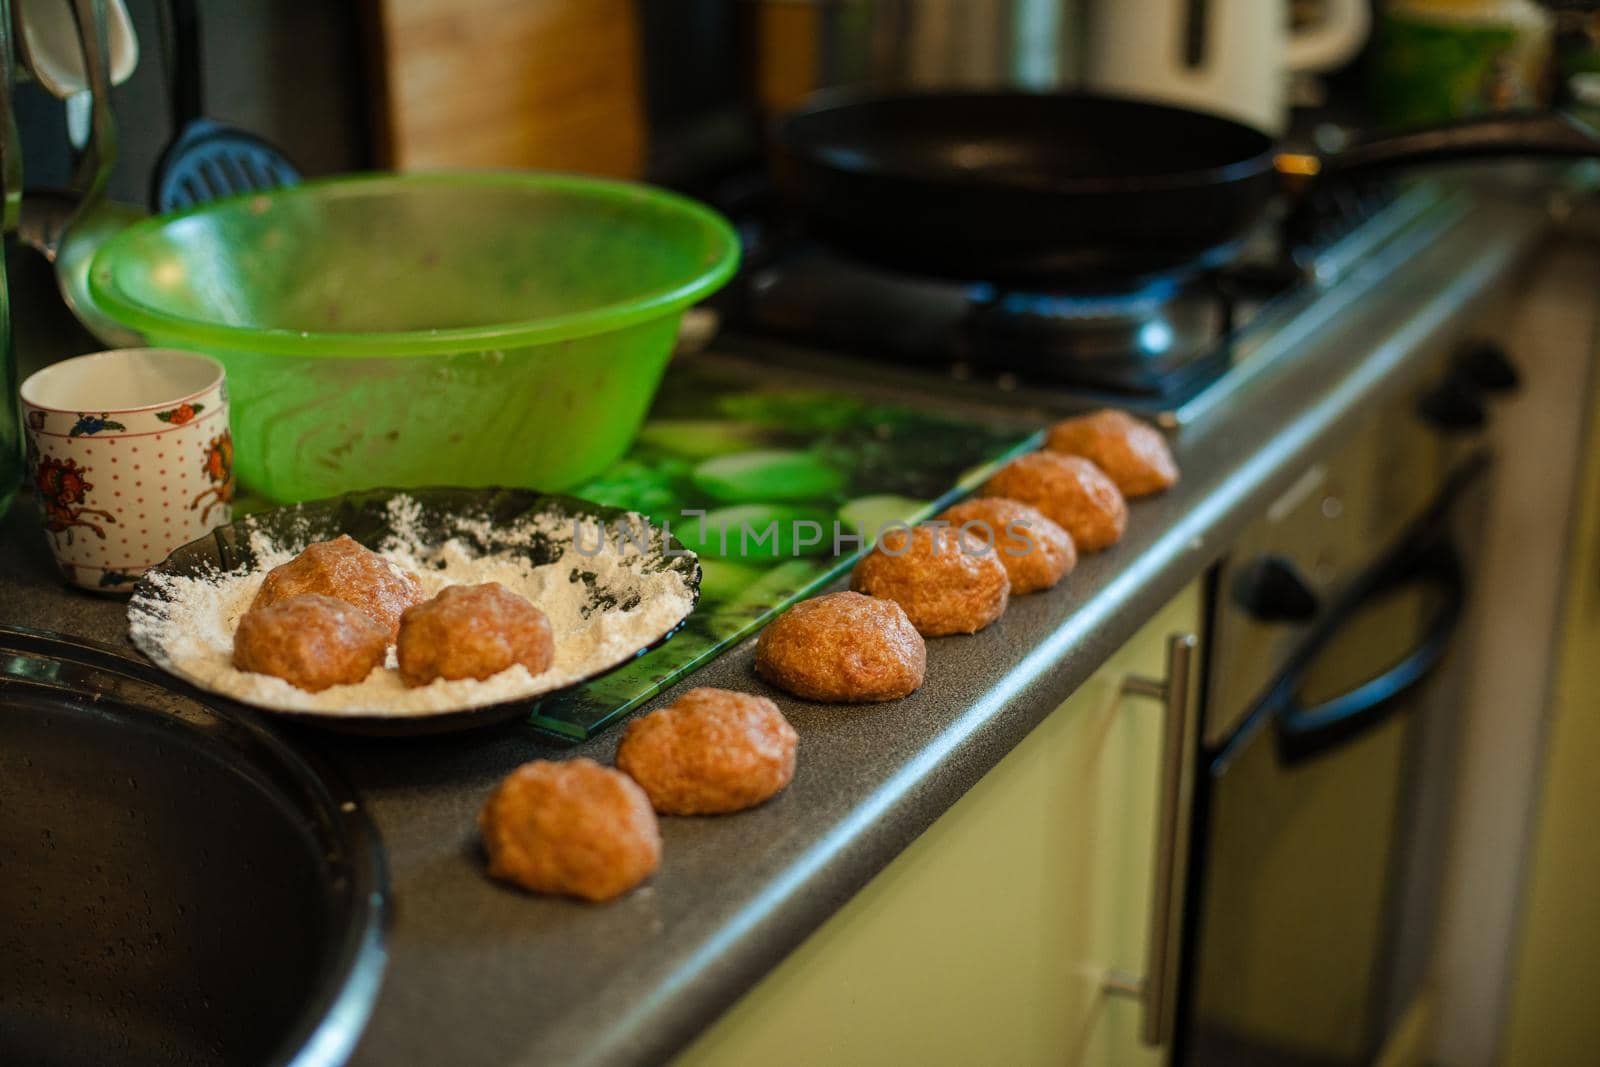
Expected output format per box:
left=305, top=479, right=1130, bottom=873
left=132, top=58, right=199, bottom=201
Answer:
left=191, top=431, right=235, bottom=524
left=69, top=413, right=128, bottom=436
left=35, top=456, right=117, bottom=543
left=20, top=349, right=231, bottom=595
left=156, top=401, right=204, bottom=425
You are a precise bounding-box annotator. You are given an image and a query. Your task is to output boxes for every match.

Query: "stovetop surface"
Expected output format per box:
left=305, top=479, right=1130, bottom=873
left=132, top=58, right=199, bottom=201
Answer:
left=712, top=180, right=1470, bottom=426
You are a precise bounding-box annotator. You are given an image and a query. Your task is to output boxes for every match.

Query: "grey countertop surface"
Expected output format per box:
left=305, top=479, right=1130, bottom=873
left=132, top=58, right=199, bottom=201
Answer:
left=0, top=188, right=1550, bottom=1067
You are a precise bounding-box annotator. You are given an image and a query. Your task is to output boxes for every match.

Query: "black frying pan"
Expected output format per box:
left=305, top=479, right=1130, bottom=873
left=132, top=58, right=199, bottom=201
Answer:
left=775, top=92, right=1600, bottom=285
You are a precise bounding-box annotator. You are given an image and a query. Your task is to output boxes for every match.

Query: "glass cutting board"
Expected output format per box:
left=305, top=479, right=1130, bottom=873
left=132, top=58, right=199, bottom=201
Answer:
left=527, top=359, right=1036, bottom=740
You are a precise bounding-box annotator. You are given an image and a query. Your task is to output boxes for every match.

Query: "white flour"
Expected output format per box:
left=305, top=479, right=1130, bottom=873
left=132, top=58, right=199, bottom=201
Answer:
left=127, top=495, right=697, bottom=717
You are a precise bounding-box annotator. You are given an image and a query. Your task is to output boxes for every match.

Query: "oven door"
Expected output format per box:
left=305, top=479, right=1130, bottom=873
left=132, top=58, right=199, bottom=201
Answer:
left=1181, top=456, right=1484, bottom=1067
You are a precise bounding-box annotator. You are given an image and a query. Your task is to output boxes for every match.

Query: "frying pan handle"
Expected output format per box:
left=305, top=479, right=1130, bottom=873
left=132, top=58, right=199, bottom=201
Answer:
left=1320, top=110, right=1600, bottom=178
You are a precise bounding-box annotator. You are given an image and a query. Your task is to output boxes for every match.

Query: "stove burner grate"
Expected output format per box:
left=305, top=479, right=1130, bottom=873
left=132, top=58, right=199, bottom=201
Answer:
left=960, top=273, right=1234, bottom=389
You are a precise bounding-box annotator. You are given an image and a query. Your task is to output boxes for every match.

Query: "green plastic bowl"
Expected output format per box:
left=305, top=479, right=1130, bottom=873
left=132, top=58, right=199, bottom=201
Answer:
left=87, top=172, right=740, bottom=503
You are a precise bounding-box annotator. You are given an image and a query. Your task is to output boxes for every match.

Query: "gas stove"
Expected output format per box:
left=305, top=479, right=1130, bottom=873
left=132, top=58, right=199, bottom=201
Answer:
left=714, top=179, right=1472, bottom=426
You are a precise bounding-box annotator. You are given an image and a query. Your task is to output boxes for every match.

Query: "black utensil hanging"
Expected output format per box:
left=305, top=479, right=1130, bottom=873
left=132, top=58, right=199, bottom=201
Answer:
left=148, top=0, right=299, bottom=212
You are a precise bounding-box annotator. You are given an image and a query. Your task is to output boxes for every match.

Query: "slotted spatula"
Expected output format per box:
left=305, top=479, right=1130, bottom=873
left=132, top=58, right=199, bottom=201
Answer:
left=148, top=0, right=298, bottom=212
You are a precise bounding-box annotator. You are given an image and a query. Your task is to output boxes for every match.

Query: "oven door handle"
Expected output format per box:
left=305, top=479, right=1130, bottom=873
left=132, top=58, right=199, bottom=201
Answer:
left=1208, top=451, right=1488, bottom=777
left=1272, top=537, right=1465, bottom=765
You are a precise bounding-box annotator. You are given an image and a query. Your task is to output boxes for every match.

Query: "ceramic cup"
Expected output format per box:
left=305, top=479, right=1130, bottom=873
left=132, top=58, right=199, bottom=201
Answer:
left=20, top=348, right=232, bottom=594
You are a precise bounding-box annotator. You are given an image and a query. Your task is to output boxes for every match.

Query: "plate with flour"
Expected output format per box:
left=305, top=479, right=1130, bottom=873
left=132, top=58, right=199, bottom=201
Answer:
left=127, top=488, right=701, bottom=734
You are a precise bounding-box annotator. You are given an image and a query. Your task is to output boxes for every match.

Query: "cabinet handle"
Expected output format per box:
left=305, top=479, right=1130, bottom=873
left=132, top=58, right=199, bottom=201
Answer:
left=1105, top=632, right=1199, bottom=1048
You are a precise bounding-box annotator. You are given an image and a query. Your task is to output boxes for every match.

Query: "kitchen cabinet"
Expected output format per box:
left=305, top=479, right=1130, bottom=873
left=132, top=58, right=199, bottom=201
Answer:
left=1427, top=239, right=1600, bottom=1064
left=1502, top=346, right=1600, bottom=1066
left=675, top=585, right=1201, bottom=1067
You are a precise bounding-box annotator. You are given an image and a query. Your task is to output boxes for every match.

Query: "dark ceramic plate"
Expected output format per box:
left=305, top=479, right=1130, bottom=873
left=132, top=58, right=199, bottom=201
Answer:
left=126, top=487, right=701, bottom=735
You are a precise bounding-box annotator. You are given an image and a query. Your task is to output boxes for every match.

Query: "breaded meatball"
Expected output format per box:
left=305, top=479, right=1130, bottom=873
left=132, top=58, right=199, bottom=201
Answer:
left=478, top=758, right=661, bottom=902
left=232, top=593, right=387, bottom=692
left=755, top=591, right=925, bottom=703
left=251, top=534, right=424, bottom=640
left=1044, top=409, right=1179, bottom=497
left=850, top=525, right=1010, bottom=636
left=616, top=688, right=799, bottom=815
left=982, top=452, right=1128, bottom=553
left=939, top=497, right=1076, bottom=594
left=396, top=582, right=555, bottom=688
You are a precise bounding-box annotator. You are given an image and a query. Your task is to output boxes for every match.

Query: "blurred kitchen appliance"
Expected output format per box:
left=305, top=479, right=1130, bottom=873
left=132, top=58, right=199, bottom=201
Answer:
left=743, top=0, right=1086, bottom=113
left=1188, top=364, right=1500, bottom=1063
left=1083, top=0, right=1370, bottom=132
left=744, top=0, right=1368, bottom=132
left=1371, top=0, right=1554, bottom=130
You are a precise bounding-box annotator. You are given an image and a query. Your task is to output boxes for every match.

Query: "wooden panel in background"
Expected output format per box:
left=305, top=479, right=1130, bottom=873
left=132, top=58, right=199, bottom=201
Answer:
left=751, top=1, right=819, bottom=114
left=370, top=0, right=646, bottom=177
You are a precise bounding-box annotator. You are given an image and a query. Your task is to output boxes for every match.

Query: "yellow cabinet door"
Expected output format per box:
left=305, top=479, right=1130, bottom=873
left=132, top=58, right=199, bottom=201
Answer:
left=676, top=585, right=1201, bottom=1067
left=1503, top=361, right=1600, bottom=1066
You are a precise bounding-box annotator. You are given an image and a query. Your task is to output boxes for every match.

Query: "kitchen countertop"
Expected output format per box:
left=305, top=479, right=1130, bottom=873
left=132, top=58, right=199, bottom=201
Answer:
left=0, top=187, right=1552, bottom=1066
